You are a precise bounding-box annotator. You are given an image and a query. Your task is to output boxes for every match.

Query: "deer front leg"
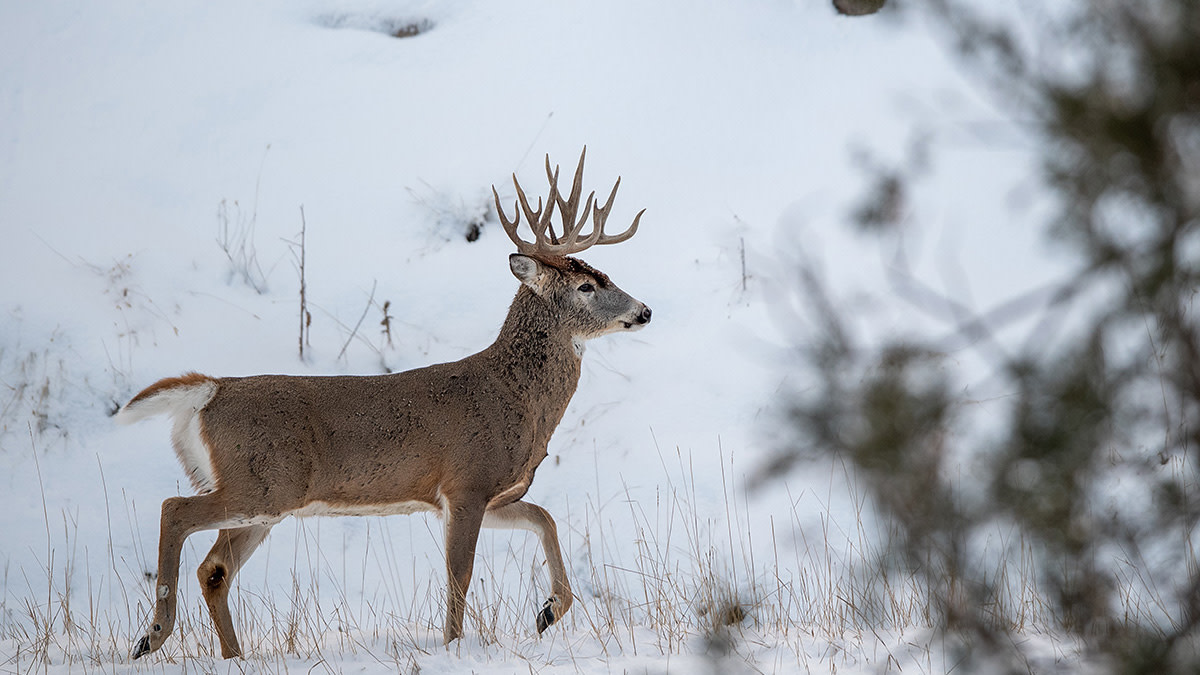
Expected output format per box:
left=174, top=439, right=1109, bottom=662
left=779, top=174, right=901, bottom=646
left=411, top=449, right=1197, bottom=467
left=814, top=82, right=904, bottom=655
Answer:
left=483, top=500, right=574, bottom=634
left=197, top=524, right=273, bottom=658
left=442, top=498, right=487, bottom=644
left=133, top=493, right=230, bottom=659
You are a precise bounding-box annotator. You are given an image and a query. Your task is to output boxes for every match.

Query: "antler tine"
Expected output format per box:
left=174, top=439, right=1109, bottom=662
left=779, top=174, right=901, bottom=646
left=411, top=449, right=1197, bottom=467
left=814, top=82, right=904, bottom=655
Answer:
left=592, top=176, right=621, bottom=229
left=493, top=185, right=536, bottom=254
left=597, top=207, right=645, bottom=246
left=514, top=173, right=560, bottom=248
left=513, top=174, right=542, bottom=230
left=543, top=156, right=562, bottom=245
left=589, top=176, right=643, bottom=246
left=561, top=192, right=597, bottom=252
left=552, top=148, right=591, bottom=245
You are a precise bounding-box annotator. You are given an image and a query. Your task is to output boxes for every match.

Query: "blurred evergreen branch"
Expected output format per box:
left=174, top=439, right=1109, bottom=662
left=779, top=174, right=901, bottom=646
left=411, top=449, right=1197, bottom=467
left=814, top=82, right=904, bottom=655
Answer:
left=777, top=1, right=1200, bottom=672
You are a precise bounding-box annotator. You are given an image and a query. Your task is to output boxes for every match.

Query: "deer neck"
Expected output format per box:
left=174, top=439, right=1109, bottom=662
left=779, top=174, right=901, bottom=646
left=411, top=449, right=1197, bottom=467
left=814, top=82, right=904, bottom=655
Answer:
left=487, top=287, right=582, bottom=404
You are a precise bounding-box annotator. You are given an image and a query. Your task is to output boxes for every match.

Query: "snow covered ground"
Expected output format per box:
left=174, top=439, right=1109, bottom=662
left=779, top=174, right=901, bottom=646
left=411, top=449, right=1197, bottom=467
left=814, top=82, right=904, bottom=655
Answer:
left=0, top=1, right=1073, bottom=672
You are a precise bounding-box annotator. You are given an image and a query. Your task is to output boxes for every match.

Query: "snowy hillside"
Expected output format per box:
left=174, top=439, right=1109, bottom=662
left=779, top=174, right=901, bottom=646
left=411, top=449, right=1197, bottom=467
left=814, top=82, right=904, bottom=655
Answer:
left=0, top=1, right=1070, bottom=672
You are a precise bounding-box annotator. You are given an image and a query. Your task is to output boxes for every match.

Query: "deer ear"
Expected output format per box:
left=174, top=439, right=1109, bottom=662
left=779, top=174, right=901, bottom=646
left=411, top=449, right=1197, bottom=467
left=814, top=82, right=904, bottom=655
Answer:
left=509, top=254, right=548, bottom=292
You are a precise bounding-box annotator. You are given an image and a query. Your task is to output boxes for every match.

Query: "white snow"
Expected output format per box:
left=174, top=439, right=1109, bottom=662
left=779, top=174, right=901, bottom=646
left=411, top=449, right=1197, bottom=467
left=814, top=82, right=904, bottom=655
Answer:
left=0, top=0, right=1077, bottom=672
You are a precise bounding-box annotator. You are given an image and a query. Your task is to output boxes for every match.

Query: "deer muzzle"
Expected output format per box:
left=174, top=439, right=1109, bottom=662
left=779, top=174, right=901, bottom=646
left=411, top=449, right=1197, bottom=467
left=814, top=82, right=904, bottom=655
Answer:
left=622, top=304, right=651, bottom=330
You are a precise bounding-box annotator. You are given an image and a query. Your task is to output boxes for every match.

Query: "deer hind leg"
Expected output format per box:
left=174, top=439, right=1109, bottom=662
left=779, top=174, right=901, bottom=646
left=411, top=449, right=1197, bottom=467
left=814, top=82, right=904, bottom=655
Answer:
left=132, top=492, right=244, bottom=660
left=483, top=500, right=574, bottom=634
left=442, top=498, right=487, bottom=644
left=197, top=524, right=272, bottom=658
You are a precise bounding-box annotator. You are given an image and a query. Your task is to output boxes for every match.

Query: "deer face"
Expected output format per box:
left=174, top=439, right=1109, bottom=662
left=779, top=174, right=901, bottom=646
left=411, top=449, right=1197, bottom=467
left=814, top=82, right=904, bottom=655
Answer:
left=510, top=253, right=651, bottom=339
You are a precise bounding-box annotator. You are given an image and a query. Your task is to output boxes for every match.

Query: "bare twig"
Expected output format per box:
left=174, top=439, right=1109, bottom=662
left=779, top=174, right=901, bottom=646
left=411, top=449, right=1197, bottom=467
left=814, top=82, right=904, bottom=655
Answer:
left=338, top=281, right=377, bottom=361
left=380, top=300, right=394, bottom=348
left=297, top=207, right=309, bottom=361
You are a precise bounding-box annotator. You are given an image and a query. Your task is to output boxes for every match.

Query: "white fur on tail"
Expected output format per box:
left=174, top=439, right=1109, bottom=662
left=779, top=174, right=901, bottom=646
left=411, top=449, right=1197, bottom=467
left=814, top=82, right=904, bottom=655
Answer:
left=116, top=379, right=220, bottom=493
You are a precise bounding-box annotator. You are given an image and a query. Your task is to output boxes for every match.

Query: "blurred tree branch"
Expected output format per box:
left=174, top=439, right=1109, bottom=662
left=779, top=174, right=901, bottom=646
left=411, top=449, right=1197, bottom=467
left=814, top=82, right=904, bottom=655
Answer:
left=777, top=1, right=1200, bottom=671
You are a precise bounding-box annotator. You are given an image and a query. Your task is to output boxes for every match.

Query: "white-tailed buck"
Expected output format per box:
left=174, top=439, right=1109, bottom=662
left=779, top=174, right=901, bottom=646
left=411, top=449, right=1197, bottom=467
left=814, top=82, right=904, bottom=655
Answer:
left=117, top=149, right=651, bottom=659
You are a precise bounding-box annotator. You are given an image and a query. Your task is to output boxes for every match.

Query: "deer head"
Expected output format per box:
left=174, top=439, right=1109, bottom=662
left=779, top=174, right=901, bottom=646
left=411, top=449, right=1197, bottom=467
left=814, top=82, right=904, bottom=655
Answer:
left=493, top=148, right=652, bottom=341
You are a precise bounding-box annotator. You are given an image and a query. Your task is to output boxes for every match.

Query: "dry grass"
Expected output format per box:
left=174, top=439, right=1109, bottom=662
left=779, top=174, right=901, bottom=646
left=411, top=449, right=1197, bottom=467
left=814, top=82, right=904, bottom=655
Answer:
left=0, top=439, right=1102, bottom=674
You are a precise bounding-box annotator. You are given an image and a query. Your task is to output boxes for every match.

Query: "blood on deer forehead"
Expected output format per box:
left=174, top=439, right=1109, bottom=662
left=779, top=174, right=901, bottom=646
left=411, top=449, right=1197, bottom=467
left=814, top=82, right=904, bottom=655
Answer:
left=530, top=254, right=612, bottom=288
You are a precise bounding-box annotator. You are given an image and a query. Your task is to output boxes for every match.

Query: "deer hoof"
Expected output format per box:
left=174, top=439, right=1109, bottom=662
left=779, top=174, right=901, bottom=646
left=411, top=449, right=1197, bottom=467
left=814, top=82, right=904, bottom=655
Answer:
left=131, top=635, right=152, bottom=660
left=536, top=597, right=556, bottom=634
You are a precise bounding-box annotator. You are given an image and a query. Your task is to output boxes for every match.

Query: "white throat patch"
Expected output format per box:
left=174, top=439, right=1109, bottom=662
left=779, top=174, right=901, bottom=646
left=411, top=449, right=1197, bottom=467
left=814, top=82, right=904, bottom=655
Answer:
left=572, top=337, right=587, bottom=358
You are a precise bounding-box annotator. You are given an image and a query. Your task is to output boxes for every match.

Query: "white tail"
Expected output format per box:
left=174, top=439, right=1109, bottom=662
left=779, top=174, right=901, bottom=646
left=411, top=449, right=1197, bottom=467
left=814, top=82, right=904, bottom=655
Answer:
left=121, top=149, right=651, bottom=659
left=116, top=374, right=218, bottom=493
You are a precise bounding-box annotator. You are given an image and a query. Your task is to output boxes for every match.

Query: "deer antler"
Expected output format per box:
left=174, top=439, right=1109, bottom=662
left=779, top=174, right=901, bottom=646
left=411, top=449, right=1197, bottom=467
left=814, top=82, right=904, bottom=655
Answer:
left=493, top=147, right=644, bottom=257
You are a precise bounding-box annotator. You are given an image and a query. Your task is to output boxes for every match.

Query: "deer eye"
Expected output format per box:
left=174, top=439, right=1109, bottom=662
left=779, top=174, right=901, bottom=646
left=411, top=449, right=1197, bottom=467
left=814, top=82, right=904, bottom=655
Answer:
left=577, top=282, right=595, bottom=293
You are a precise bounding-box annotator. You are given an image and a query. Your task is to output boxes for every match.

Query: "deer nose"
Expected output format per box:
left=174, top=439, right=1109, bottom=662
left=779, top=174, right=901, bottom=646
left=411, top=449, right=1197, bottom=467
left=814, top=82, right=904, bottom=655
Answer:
left=636, top=306, right=652, bottom=325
